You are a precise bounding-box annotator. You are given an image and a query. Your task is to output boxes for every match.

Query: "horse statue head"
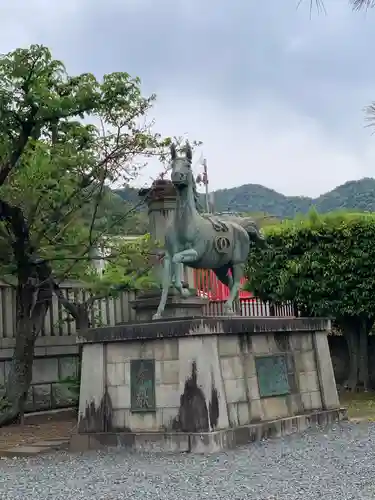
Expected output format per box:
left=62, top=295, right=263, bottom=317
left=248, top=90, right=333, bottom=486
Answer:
left=170, top=143, right=193, bottom=189
left=170, top=142, right=201, bottom=210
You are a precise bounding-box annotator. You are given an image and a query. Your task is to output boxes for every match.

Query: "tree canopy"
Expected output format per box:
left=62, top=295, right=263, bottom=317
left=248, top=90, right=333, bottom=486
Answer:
left=245, top=210, right=375, bottom=390
left=0, top=43, right=168, bottom=425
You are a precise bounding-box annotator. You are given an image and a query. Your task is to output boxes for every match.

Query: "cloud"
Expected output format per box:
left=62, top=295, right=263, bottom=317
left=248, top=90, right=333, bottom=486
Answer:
left=1, top=0, right=375, bottom=196
left=138, top=90, right=375, bottom=197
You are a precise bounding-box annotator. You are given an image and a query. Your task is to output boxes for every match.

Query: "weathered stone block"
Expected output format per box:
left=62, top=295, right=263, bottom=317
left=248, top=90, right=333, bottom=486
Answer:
left=139, top=341, right=156, bottom=358
left=128, top=410, right=162, bottom=431
left=301, top=392, right=312, bottom=411
left=310, top=391, right=322, bottom=409
left=313, top=332, right=340, bottom=409
left=4, top=361, right=11, bottom=381
left=160, top=360, right=180, bottom=385
left=251, top=335, right=270, bottom=355
left=108, top=385, right=130, bottom=410
left=32, top=357, right=58, bottom=384
left=224, top=378, right=247, bottom=404
left=154, top=339, right=178, bottom=361
left=261, top=397, right=289, bottom=419
left=58, top=356, right=78, bottom=380
left=52, top=383, right=78, bottom=408
left=155, top=383, right=181, bottom=408
left=266, top=334, right=280, bottom=353
left=178, top=335, right=230, bottom=430
left=112, top=409, right=126, bottom=429
left=306, top=371, right=319, bottom=392
left=218, top=337, right=240, bottom=357
left=300, top=333, right=313, bottom=351
left=300, top=351, right=316, bottom=373
left=247, top=376, right=261, bottom=400
left=107, top=343, right=140, bottom=363
left=78, top=344, right=105, bottom=433
left=220, top=356, right=244, bottom=380
left=289, top=335, right=302, bottom=351
left=107, top=362, right=125, bottom=387
left=294, top=352, right=303, bottom=373
left=155, top=361, right=162, bottom=384
left=124, top=362, right=131, bottom=385
left=237, top=402, right=251, bottom=425
left=286, top=394, right=302, bottom=415
left=227, top=403, right=239, bottom=426
left=298, top=371, right=319, bottom=393
left=243, top=354, right=256, bottom=378
left=46, top=345, right=78, bottom=356
left=24, top=387, right=34, bottom=412
left=161, top=407, right=179, bottom=430
left=0, top=348, right=13, bottom=359
left=33, top=384, right=51, bottom=410
left=0, top=361, right=5, bottom=386
left=250, top=399, right=263, bottom=421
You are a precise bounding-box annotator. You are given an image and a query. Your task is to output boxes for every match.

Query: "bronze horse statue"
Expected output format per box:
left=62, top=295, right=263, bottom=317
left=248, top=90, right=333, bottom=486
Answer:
left=153, top=143, right=265, bottom=319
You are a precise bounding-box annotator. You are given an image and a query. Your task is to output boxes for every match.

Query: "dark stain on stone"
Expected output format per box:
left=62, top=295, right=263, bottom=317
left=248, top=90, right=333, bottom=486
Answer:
left=78, top=387, right=113, bottom=433
left=174, top=361, right=209, bottom=432
left=275, top=333, right=290, bottom=352
left=239, top=334, right=252, bottom=354
left=287, top=373, right=298, bottom=394
left=209, top=385, right=219, bottom=428
left=286, top=393, right=303, bottom=415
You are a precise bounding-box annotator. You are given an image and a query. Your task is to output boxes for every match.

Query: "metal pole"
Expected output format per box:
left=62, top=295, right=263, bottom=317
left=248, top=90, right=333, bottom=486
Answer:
left=203, top=158, right=210, bottom=213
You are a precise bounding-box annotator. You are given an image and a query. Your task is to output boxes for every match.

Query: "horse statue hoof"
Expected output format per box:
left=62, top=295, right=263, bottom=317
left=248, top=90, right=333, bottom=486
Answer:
left=180, top=288, right=190, bottom=298
left=152, top=313, right=162, bottom=320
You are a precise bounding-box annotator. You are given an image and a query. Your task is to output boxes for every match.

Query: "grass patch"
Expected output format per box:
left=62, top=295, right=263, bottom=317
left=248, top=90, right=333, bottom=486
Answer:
left=340, top=390, right=375, bottom=421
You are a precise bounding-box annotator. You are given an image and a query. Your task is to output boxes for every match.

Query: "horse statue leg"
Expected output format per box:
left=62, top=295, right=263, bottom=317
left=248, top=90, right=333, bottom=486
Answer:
left=172, top=261, right=190, bottom=298
left=152, top=252, right=173, bottom=320
left=223, top=262, right=245, bottom=315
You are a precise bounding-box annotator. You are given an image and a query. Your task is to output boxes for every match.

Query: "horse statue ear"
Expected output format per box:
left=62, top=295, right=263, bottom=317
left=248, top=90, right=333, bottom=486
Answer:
left=185, top=142, right=192, bottom=162
left=170, top=143, right=177, bottom=160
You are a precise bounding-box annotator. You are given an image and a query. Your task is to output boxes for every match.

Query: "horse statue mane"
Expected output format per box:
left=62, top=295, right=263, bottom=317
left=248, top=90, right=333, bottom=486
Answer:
left=181, top=144, right=203, bottom=213
left=191, top=174, right=203, bottom=213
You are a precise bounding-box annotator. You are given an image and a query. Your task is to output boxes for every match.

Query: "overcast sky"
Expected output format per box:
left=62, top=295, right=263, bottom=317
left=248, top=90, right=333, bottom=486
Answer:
left=2, top=0, right=375, bottom=197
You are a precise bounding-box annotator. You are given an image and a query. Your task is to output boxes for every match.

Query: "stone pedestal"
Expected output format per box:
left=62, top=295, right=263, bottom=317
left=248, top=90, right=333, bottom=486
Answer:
left=131, top=291, right=208, bottom=322
left=72, top=317, right=346, bottom=454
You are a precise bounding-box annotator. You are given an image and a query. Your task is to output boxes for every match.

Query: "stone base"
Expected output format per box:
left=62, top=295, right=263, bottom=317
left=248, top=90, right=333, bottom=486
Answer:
left=131, top=290, right=208, bottom=322
left=70, top=408, right=348, bottom=454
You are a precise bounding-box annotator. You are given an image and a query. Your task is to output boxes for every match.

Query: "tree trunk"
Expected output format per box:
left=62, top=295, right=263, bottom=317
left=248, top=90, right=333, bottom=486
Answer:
left=342, top=325, right=359, bottom=391
left=358, top=318, right=373, bottom=391
left=340, top=316, right=373, bottom=392
left=0, top=284, right=51, bottom=427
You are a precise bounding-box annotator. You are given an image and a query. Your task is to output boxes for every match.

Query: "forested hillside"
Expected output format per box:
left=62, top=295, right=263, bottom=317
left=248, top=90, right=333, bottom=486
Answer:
left=113, top=178, right=375, bottom=222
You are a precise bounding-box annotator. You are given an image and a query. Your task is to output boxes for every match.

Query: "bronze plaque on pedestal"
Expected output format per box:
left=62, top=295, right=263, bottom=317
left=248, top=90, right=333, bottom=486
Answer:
left=255, top=354, right=291, bottom=398
left=130, top=359, right=156, bottom=412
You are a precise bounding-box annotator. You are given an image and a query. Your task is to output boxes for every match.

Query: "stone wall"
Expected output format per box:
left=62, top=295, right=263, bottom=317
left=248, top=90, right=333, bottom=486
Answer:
left=218, top=332, right=322, bottom=424
left=100, top=331, right=333, bottom=431
left=106, top=339, right=180, bottom=431
left=0, top=336, right=79, bottom=411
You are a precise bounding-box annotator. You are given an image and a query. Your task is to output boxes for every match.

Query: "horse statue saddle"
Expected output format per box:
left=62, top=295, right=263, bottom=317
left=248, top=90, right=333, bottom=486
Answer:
left=204, top=215, right=229, bottom=232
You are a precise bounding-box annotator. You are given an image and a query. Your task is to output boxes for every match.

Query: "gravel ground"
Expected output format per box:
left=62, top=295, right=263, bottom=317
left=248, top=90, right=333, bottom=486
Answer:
left=1, top=422, right=375, bottom=500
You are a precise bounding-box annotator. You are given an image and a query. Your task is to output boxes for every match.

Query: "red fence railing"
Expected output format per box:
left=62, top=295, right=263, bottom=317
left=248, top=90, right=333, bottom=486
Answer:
left=193, top=269, right=296, bottom=318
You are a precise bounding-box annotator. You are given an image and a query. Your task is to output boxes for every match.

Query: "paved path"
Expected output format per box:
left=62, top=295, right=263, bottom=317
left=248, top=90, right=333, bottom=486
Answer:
left=0, top=410, right=75, bottom=457
left=1, top=421, right=375, bottom=500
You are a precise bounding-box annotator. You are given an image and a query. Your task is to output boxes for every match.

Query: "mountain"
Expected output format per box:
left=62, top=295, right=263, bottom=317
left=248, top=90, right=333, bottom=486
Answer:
left=113, top=178, right=375, bottom=221
left=113, top=186, right=140, bottom=207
